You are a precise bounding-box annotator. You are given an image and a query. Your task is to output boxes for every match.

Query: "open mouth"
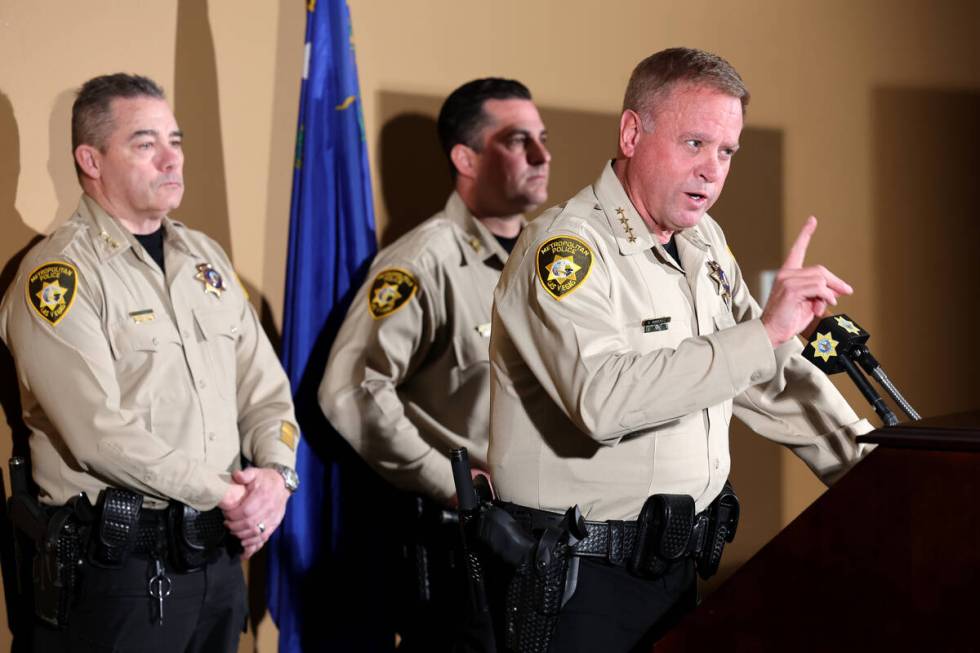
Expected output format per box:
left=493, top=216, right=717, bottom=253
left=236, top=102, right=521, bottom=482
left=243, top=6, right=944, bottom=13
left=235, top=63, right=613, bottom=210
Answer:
left=685, top=192, right=707, bottom=202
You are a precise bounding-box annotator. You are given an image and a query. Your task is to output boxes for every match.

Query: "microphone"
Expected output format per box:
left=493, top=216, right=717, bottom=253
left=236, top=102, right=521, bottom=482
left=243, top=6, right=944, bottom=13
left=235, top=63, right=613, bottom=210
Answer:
left=802, top=314, right=919, bottom=425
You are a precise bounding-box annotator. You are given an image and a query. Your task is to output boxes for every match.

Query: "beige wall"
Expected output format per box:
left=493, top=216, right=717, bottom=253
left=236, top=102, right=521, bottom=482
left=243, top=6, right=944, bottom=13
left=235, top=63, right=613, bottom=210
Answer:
left=0, top=0, right=977, bottom=649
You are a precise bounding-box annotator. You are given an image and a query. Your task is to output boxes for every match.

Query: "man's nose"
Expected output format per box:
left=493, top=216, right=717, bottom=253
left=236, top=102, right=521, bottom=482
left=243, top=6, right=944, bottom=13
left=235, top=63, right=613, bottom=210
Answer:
left=696, top=153, right=723, bottom=183
left=158, top=144, right=182, bottom=171
left=527, top=138, right=551, bottom=166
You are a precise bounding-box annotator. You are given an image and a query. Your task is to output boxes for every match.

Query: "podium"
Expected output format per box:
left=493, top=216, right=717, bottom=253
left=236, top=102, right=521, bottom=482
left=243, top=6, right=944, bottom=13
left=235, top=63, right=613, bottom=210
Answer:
left=656, top=411, right=980, bottom=651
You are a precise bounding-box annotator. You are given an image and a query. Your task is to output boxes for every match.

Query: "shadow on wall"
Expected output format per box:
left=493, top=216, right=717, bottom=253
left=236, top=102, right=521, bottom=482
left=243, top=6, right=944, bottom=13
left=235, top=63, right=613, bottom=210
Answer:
left=46, top=90, right=78, bottom=233
left=872, top=87, right=980, bottom=418
left=173, top=0, right=232, bottom=255
left=377, top=93, right=452, bottom=247
left=0, top=90, right=41, bottom=461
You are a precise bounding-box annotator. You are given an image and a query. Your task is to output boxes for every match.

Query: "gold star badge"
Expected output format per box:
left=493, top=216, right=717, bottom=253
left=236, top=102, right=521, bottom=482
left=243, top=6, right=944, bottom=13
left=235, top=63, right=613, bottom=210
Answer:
left=810, top=332, right=839, bottom=362
left=546, top=255, right=582, bottom=283
left=195, top=263, right=226, bottom=297
left=835, top=316, right=861, bottom=335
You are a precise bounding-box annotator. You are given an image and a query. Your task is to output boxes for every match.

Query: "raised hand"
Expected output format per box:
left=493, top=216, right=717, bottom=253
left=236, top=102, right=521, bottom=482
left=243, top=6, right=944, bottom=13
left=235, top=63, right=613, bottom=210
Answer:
left=761, top=216, right=853, bottom=347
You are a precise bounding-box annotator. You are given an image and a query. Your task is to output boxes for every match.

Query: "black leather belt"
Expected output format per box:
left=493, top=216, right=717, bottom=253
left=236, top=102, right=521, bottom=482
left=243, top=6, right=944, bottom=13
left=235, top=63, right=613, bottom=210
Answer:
left=497, top=502, right=641, bottom=565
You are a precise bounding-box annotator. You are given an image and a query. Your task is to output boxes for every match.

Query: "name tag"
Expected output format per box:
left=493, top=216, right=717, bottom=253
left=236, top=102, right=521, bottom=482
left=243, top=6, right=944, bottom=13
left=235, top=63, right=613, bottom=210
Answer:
left=642, top=317, right=670, bottom=333
left=129, top=309, right=156, bottom=324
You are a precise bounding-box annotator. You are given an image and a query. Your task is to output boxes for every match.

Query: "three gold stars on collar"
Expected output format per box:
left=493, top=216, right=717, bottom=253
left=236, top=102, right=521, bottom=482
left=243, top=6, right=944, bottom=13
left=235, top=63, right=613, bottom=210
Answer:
left=616, top=208, right=637, bottom=244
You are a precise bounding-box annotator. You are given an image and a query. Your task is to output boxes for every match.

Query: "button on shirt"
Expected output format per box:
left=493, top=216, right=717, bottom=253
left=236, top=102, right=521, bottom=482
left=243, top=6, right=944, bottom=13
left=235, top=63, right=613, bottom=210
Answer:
left=0, top=195, right=299, bottom=510
left=488, top=163, right=872, bottom=520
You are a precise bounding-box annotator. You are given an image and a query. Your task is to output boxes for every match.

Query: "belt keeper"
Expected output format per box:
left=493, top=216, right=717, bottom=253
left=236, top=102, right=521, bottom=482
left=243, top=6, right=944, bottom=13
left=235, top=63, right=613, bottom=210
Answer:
left=607, top=520, right=625, bottom=565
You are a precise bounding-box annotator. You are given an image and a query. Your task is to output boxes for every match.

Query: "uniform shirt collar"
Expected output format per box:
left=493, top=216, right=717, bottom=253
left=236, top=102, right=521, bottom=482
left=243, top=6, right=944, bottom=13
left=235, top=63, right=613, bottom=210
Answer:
left=592, top=161, right=711, bottom=256
left=79, top=194, right=199, bottom=264
left=445, top=191, right=517, bottom=266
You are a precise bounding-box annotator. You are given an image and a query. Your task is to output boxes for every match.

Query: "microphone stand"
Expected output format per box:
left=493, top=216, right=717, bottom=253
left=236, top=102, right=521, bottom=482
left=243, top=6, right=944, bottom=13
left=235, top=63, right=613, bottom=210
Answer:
left=837, top=352, right=900, bottom=426
left=849, top=346, right=921, bottom=421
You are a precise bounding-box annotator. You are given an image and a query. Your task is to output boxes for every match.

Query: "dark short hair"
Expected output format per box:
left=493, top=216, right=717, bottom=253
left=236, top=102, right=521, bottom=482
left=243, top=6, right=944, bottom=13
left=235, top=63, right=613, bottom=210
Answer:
left=623, top=47, right=749, bottom=128
left=71, top=73, right=166, bottom=174
left=437, top=78, right=532, bottom=177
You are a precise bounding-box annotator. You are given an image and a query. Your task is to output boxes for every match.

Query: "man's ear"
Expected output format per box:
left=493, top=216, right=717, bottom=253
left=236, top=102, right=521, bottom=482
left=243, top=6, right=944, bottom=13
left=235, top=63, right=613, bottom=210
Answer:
left=74, top=145, right=101, bottom=180
left=450, top=143, right=478, bottom=180
left=619, top=109, right=644, bottom=158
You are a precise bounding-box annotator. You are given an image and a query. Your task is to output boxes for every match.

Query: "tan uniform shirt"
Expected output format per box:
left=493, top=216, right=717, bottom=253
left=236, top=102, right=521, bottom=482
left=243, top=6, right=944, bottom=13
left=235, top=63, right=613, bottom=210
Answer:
left=0, top=195, right=299, bottom=510
left=489, top=163, right=872, bottom=520
left=320, top=192, right=511, bottom=503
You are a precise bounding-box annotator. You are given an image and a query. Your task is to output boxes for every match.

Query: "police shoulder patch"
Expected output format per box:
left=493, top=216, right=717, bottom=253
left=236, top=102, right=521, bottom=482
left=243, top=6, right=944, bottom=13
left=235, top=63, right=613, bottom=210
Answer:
left=536, top=236, right=594, bottom=300
left=368, top=268, right=418, bottom=319
left=25, top=261, right=79, bottom=326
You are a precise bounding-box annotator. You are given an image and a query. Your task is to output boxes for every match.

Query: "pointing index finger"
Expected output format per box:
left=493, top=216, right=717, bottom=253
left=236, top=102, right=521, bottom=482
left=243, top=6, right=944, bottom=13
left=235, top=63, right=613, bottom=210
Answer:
left=783, top=216, right=818, bottom=270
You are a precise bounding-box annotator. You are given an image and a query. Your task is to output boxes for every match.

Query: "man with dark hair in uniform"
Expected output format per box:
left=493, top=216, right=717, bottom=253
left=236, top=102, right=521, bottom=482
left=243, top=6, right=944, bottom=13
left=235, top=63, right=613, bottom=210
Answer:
left=320, top=77, right=550, bottom=650
left=0, top=73, right=300, bottom=652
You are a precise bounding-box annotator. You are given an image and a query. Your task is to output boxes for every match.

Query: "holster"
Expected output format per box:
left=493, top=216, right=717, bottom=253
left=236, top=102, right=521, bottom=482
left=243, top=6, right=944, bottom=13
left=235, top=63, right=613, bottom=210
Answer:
left=502, top=506, right=587, bottom=653
left=90, top=488, right=143, bottom=567
left=166, top=503, right=228, bottom=572
left=696, top=481, right=740, bottom=579
left=33, top=495, right=92, bottom=627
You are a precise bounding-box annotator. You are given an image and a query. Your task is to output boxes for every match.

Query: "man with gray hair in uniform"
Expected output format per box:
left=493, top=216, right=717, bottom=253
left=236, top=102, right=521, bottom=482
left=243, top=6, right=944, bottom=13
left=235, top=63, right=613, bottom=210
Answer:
left=488, top=48, right=872, bottom=651
left=0, top=73, right=299, bottom=652
left=320, top=78, right=550, bottom=650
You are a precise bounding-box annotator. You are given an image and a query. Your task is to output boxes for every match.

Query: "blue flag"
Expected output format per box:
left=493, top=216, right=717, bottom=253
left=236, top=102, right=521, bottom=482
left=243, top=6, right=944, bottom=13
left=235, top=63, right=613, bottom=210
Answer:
left=267, top=1, right=393, bottom=650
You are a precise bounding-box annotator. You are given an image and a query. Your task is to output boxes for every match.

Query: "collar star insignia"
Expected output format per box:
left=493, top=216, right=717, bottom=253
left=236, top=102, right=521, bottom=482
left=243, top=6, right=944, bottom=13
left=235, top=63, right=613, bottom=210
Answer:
left=546, top=255, right=582, bottom=283
left=811, top=332, right=839, bottom=362
left=468, top=236, right=482, bottom=254
left=194, top=262, right=226, bottom=297
left=616, top=207, right=638, bottom=243
left=835, top=316, right=861, bottom=335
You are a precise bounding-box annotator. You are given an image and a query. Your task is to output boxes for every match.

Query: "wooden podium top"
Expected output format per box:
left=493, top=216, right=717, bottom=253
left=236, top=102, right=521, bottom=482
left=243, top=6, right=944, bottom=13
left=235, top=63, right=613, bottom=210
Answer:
left=655, top=411, right=980, bottom=651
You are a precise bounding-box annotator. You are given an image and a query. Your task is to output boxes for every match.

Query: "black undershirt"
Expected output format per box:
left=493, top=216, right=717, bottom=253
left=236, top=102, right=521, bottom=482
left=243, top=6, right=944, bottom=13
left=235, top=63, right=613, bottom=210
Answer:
left=135, top=227, right=166, bottom=274
left=662, top=235, right=682, bottom=270
left=494, top=233, right=520, bottom=254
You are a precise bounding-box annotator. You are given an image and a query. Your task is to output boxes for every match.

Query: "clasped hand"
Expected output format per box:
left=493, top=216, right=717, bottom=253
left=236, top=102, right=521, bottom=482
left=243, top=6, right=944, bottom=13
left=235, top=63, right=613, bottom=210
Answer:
left=217, top=467, right=290, bottom=559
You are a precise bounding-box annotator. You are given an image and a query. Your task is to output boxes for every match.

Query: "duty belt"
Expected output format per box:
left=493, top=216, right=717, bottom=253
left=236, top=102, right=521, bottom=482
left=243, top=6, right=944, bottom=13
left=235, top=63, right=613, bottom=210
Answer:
left=497, top=502, right=710, bottom=567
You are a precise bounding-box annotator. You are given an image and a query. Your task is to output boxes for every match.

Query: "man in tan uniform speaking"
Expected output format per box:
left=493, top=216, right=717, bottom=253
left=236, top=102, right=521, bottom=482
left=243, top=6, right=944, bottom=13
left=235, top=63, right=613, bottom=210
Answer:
left=0, top=74, right=299, bottom=652
left=320, top=78, right=550, bottom=650
left=487, top=48, right=873, bottom=651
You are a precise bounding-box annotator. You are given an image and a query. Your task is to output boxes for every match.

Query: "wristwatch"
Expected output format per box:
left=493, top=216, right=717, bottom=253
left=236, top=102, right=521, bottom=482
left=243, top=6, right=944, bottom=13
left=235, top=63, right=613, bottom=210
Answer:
left=268, top=464, right=300, bottom=493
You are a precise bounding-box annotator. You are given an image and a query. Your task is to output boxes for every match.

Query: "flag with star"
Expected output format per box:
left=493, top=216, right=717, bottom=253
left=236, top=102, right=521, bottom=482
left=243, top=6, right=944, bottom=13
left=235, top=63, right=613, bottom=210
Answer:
left=266, top=1, right=392, bottom=649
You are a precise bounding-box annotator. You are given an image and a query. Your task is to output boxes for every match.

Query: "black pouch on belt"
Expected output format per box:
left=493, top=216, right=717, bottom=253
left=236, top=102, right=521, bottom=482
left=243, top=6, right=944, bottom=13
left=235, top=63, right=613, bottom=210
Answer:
left=90, top=488, right=143, bottom=567
left=628, top=493, right=695, bottom=579
left=166, top=503, right=227, bottom=572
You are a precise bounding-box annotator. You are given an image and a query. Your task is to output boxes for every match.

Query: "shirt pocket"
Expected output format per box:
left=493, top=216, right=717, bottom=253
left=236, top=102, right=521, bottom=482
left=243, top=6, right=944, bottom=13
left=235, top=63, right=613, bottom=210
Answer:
left=193, top=307, right=241, bottom=400
left=713, top=311, right=737, bottom=332
left=450, top=327, right=491, bottom=389
left=109, top=317, right=181, bottom=360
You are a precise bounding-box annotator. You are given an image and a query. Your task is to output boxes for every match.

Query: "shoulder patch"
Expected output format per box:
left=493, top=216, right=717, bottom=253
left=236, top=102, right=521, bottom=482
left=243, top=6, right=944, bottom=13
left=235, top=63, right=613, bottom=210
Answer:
left=26, top=262, right=79, bottom=326
left=368, top=268, right=418, bottom=319
left=536, top=236, right=594, bottom=300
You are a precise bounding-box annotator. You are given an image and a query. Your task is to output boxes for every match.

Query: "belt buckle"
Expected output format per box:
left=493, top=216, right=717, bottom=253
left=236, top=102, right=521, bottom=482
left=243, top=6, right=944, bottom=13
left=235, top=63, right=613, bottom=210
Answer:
left=607, top=520, right=626, bottom=565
